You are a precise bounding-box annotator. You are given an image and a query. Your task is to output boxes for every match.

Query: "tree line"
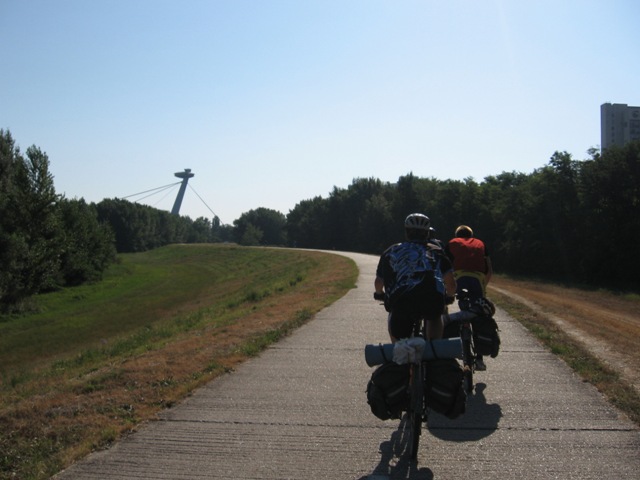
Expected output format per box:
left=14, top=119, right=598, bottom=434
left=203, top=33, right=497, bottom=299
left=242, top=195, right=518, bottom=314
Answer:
left=2, top=128, right=638, bottom=311
left=285, top=143, right=640, bottom=291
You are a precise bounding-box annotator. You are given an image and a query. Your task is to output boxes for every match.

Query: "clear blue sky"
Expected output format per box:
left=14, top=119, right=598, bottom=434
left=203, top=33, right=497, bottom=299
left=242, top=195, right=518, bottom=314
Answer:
left=2, top=1, right=638, bottom=225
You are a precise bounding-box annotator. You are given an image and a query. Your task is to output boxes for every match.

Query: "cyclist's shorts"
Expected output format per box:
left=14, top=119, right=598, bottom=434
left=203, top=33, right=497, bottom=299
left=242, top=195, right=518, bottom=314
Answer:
left=388, top=293, right=445, bottom=340
left=454, top=272, right=486, bottom=298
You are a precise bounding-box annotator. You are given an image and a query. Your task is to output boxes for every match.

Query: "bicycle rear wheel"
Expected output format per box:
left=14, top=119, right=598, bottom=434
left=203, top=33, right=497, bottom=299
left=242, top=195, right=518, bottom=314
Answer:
left=463, top=363, right=474, bottom=394
left=408, top=362, right=423, bottom=460
left=462, top=324, right=475, bottom=393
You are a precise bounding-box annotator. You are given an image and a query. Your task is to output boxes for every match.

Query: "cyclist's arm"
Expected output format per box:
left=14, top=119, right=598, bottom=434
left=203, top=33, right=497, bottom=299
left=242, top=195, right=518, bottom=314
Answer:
left=374, top=276, right=384, bottom=296
left=374, top=253, right=387, bottom=296
left=485, top=256, right=493, bottom=284
left=444, top=270, right=457, bottom=299
left=438, top=252, right=457, bottom=299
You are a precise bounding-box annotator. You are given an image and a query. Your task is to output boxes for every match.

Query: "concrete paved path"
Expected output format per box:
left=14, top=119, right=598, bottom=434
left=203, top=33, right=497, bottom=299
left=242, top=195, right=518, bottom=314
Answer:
left=54, top=251, right=640, bottom=479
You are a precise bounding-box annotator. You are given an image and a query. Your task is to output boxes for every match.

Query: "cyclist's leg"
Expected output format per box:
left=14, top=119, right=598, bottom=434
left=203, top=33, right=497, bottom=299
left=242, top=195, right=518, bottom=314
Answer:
left=456, top=275, right=484, bottom=303
left=387, top=312, right=397, bottom=342
left=426, top=313, right=443, bottom=340
left=456, top=277, right=490, bottom=369
left=387, top=307, right=415, bottom=342
left=423, top=292, right=445, bottom=340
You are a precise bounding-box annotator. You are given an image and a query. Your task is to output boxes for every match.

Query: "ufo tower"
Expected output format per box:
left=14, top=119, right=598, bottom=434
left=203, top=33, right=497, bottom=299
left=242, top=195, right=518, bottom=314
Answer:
left=171, top=169, right=195, bottom=215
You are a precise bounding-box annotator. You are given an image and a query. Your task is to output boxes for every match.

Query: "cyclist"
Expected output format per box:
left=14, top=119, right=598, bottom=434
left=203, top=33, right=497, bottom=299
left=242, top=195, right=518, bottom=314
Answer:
left=445, top=224, right=493, bottom=370
left=374, top=213, right=456, bottom=342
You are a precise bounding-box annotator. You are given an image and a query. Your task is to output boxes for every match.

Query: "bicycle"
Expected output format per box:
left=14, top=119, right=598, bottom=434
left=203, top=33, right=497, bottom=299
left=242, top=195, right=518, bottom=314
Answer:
left=366, top=297, right=463, bottom=461
left=443, top=304, right=476, bottom=393
left=442, top=290, right=478, bottom=393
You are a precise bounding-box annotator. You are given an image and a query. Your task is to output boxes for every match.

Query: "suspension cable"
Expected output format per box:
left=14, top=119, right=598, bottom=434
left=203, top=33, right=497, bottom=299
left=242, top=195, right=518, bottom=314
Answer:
left=122, top=182, right=181, bottom=200
left=151, top=184, right=180, bottom=207
left=134, top=184, right=179, bottom=203
left=188, top=183, right=221, bottom=221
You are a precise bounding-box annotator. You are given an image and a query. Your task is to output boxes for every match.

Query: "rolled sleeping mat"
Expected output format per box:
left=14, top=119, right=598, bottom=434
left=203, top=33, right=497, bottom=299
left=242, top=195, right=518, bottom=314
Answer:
left=364, top=337, right=463, bottom=367
left=446, top=310, right=477, bottom=324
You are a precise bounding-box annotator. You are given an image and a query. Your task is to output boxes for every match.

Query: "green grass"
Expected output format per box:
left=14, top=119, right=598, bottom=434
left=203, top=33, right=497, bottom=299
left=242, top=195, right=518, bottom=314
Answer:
left=0, top=244, right=357, bottom=480
left=0, top=245, right=349, bottom=379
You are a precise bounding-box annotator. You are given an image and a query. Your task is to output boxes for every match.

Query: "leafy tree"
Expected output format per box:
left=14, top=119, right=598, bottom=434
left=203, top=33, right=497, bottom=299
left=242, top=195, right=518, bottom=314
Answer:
left=239, top=223, right=264, bottom=246
left=0, top=134, right=63, bottom=308
left=476, top=171, right=530, bottom=274
left=392, top=173, right=423, bottom=222
left=95, top=198, right=182, bottom=252
left=0, top=130, right=24, bottom=308
left=212, top=217, right=235, bottom=243
left=286, top=196, right=331, bottom=249
left=95, top=198, right=140, bottom=252
left=20, top=146, right=63, bottom=290
left=188, top=217, right=214, bottom=243
left=57, top=198, right=116, bottom=285
left=233, top=208, right=286, bottom=246
left=529, top=152, right=583, bottom=280
left=359, top=191, right=395, bottom=253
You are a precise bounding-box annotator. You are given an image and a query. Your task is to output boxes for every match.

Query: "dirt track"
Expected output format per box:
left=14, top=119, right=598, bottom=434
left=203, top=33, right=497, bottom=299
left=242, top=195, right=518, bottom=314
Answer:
left=489, top=277, right=640, bottom=396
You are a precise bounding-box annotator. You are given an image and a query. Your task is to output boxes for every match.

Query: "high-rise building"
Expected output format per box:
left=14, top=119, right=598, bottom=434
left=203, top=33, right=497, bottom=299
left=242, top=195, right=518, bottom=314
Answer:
left=601, top=103, right=640, bottom=150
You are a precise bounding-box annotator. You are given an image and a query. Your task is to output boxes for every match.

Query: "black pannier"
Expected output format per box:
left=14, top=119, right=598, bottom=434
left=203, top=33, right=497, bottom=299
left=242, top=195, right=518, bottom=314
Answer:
left=424, top=358, right=467, bottom=419
left=472, top=315, right=500, bottom=358
left=366, top=362, right=410, bottom=420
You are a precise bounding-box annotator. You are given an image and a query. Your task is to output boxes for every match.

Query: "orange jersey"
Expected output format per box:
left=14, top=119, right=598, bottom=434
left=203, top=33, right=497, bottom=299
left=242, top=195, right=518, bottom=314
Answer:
left=447, top=237, right=487, bottom=273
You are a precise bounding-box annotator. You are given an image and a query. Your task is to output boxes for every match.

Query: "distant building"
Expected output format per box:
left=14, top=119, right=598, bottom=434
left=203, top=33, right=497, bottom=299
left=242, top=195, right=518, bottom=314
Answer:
left=601, top=103, right=640, bottom=150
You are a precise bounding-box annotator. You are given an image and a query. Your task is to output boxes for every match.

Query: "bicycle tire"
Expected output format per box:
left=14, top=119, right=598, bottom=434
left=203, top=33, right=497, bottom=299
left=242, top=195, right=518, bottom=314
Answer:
left=464, top=364, right=474, bottom=394
left=462, top=325, right=475, bottom=393
left=408, top=362, right=423, bottom=460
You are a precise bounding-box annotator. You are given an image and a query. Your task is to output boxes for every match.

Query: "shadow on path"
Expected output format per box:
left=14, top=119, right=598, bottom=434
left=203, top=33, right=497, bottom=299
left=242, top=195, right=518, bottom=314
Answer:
left=361, top=383, right=502, bottom=479
left=359, top=415, right=434, bottom=480
left=428, top=383, right=502, bottom=442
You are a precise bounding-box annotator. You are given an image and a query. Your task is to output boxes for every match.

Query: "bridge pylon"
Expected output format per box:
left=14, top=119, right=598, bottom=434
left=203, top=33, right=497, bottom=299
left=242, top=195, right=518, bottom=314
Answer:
left=171, top=169, right=195, bottom=215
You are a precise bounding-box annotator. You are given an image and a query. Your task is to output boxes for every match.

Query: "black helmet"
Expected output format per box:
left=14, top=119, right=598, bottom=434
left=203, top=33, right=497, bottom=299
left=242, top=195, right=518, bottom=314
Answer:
left=404, top=213, right=430, bottom=231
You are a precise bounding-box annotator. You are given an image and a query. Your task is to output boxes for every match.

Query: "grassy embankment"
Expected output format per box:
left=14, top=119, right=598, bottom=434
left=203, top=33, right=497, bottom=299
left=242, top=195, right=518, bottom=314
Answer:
left=0, top=244, right=358, bottom=480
